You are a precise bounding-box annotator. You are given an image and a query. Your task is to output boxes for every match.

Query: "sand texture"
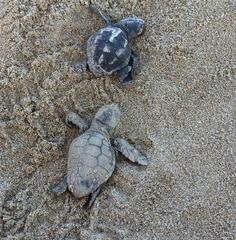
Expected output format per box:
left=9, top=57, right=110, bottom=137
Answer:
left=0, top=0, right=235, bottom=239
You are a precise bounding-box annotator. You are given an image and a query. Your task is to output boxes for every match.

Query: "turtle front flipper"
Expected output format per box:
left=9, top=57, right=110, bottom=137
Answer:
left=114, top=138, right=148, bottom=166
left=52, top=175, right=68, bottom=195
left=130, top=50, right=140, bottom=71
left=89, top=5, right=112, bottom=26
left=66, top=112, right=89, bottom=133
left=116, top=50, right=140, bottom=85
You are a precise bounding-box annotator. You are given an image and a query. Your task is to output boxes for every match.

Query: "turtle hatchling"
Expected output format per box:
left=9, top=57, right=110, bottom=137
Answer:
left=75, top=5, right=145, bottom=84
left=52, top=104, right=148, bottom=209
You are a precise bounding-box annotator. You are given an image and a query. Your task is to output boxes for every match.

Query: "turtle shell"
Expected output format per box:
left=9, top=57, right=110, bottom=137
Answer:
left=87, top=26, right=131, bottom=76
left=67, top=130, right=115, bottom=198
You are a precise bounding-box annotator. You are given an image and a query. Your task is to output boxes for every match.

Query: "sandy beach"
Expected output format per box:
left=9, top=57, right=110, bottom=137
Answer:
left=0, top=0, right=235, bottom=239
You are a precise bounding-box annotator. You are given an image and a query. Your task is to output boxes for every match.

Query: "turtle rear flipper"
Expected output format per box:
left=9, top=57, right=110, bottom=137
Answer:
left=52, top=176, right=68, bottom=195
left=74, top=58, right=88, bottom=73
left=83, top=187, right=102, bottom=210
left=116, top=65, right=132, bottom=84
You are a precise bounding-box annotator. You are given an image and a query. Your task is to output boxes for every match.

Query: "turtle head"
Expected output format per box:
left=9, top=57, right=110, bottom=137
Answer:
left=94, top=104, right=120, bottom=129
left=116, top=17, right=145, bottom=39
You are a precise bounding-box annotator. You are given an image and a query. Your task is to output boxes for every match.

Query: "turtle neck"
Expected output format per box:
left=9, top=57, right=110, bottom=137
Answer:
left=89, top=119, right=111, bottom=138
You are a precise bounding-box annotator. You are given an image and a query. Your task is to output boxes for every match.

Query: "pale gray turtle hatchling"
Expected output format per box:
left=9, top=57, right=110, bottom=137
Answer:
left=75, top=5, right=145, bottom=85
left=52, top=104, right=148, bottom=209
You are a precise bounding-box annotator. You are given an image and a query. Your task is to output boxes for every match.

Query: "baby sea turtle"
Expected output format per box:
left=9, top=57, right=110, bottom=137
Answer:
left=52, top=104, right=148, bottom=208
left=75, top=5, right=145, bottom=85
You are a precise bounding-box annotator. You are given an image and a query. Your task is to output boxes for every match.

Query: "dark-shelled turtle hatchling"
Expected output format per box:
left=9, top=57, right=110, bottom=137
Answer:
left=52, top=104, right=148, bottom=208
left=75, top=5, right=145, bottom=85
